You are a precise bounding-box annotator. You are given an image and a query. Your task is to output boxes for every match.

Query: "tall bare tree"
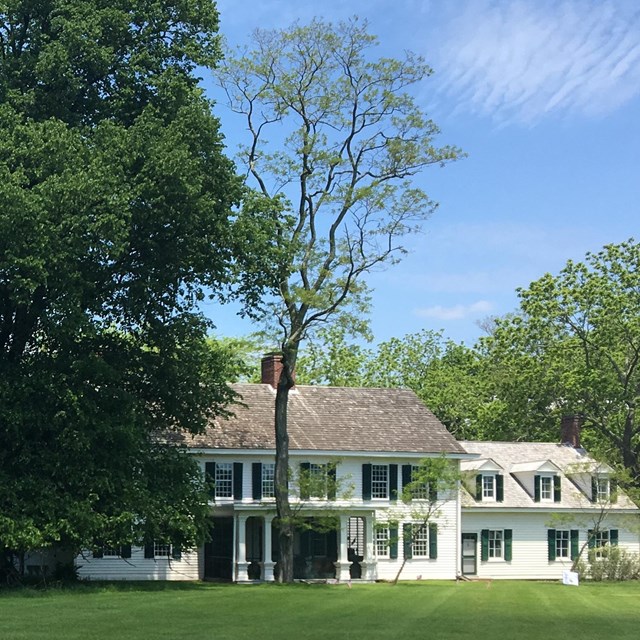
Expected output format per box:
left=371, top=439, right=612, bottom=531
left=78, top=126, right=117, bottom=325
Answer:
left=216, top=17, right=461, bottom=582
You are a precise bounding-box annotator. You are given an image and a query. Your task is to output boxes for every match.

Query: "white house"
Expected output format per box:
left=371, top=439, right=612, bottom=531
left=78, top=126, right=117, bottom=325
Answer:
left=77, top=357, right=640, bottom=582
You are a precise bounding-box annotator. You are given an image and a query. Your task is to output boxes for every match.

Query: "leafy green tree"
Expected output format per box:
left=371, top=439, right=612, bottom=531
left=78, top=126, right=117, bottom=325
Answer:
left=483, top=239, right=640, bottom=483
left=0, top=0, right=271, bottom=575
left=216, top=17, right=461, bottom=581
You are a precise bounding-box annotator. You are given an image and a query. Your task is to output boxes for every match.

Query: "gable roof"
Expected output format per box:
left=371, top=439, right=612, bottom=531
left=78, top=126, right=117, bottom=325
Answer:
left=181, top=383, right=466, bottom=455
left=459, top=441, right=638, bottom=510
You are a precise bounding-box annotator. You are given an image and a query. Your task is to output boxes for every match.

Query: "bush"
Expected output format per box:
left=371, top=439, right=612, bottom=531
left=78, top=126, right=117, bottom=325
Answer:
left=585, top=547, right=640, bottom=581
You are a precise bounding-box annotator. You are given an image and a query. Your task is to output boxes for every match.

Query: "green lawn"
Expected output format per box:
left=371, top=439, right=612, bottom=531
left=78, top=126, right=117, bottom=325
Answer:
left=1, top=581, right=639, bottom=640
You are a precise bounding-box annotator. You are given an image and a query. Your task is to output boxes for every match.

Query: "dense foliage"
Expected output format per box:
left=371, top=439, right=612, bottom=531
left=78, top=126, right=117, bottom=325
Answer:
left=0, top=0, right=268, bottom=569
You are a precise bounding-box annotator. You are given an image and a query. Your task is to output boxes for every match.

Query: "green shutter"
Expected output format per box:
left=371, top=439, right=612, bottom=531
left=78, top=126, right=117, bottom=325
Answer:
left=481, top=529, right=489, bottom=561
left=534, top=475, right=541, bottom=502
left=610, top=529, right=619, bottom=546
left=429, top=482, right=438, bottom=503
left=205, top=462, right=216, bottom=499
left=610, top=478, right=618, bottom=503
left=144, top=543, right=155, bottom=559
left=588, top=529, right=595, bottom=549
left=429, top=523, right=438, bottom=559
left=570, top=530, right=579, bottom=560
left=553, top=475, right=561, bottom=502
left=591, top=477, right=598, bottom=502
left=120, top=545, right=132, bottom=559
left=476, top=475, right=483, bottom=501
left=327, top=464, right=337, bottom=500
left=389, top=464, right=398, bottom=501
left=496, top=475, right=504, bottom=502
left=252, top=463, right=262, bottom=500
left=300, top=462, right=311, bottom=500
left=233, top=462, right=243, bottom=500
left=403, top=523, right=413, bottom=559
left=547, top=529, right=556, bottom=561
left=389, top=527, right=398, bottom=559
left=172, top=545, right=182, bottom=561
left=504, top=529, right=513, bottom=561
left=362, top=464, right=372, bottom=500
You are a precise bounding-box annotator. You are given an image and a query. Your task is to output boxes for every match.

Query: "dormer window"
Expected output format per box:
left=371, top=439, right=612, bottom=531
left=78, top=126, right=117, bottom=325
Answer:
left=540, top=476, right=553, bottom=501
left=483, top=475, right=495, bottom=499
left=595, top=477, right=610, bottom=502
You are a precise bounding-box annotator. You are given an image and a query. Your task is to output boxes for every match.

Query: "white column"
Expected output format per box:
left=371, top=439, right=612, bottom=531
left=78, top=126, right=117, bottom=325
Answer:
left=360, top=515, right=376, bottom=581
left=236, top=514, right=249, bottom=582
left=262, top=514, right=275, bottom=582
left=334, top=514, right=352, bottom=582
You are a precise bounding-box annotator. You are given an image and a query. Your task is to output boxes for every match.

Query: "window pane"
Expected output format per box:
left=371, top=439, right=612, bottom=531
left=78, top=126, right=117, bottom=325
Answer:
left=412, top=524, right=429, bottom=557
left=555, top=530, right=569, bottom=558
left=483, top=476, right=494, bottom=499
left=375, top=527, right=389, bottom=557
left=489, top=530, right=502, bottom=558
left=262, top=463, right=275, bottom=498
left=541, top=476, right=552, bottom=500
left=372, top=465, right=388, bottom=499
left=215, top=463, right=233, bottom=498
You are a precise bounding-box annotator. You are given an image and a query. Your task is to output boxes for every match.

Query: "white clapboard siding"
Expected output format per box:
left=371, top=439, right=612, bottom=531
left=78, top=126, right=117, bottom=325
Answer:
left=462, top=512, right=640, bottom=580
left=76, top=547, right=200, bottom=581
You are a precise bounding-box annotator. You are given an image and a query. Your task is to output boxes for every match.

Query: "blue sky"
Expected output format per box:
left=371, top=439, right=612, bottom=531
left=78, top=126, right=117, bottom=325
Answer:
left=202, top=0, right=640, bottom=346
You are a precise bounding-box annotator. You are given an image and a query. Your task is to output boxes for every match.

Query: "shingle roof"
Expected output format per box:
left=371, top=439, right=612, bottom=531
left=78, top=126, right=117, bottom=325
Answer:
left=459, top=441, right=638, bottom=510
left=181, top=383, right=466, bottom=455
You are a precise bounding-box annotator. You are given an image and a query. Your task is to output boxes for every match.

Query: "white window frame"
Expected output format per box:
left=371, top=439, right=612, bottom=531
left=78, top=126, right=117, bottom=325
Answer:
left=596, top=478, right=610, bottom=502
left=215, top=462, right=233, bottom=498
left=411, top=465, right=429, bottom=500
left=308, top=463, right=328, bottom=499
left=594, top=530, right=610, bottom=559
left=371, top=464, right=389, bottom=499
left=102, top=546, right=120, bottom=558
left=540, top=475, right=553, bottom=501
left=555, top=530, right=570, bottom=559
left=488, top=530, right=503, bottom=559
left=154, top=542, right=171, bottom=558
left=375, top=527, right=390, bottom=558
left=412, top=524, right=429, bottom=558
left=262, top=463, right=275, bottom=499
left=482, top=475, right=495, bottom=500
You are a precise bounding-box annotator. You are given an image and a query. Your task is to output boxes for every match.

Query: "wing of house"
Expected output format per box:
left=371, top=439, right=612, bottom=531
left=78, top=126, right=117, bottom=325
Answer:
left=459, top=438, right=640, bottom=579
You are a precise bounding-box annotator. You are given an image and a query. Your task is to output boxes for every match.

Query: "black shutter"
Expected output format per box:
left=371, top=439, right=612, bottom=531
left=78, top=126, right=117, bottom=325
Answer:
left=389, top=464, right=398, bottom=501
left=327, top=464, right=337, bottom=500
left=172, top=545, right=182, bottom=561
left=120, top=545, right=132, bottom=559
left=504, top=529, right=513, bottom=561
left=300, top=462, right=311, bottom=500
left=496, top=475, right=504, bottom=502
left=362, top=464, right=372, bottom=500
left=92, top=546, right=103, bottom=559
left=553, top=475, right=561, bottom=502
left=534, top=475, right=541, bottom=502
left=402, top=465, right=412, bottom=495
left=480, top=529, right=489, bottom=561
left=570, top=530, right=579, bottom=560
left=588, top=529, right=595, bottom=549
left=610, top=478, right=618, bottom=503
left=476, top=474, right=483, bottom=501
left=252, top=463, right=262, bottom=500
left=205, top=462, right=216, bottom=499
left=547, top=529, right=556, bottom=561
left=233, top=463, right=243, bottom=500
left=429, top=524, right=438, bottom=559
left=144, top=542, right=155, bottom=559
left=389, top=526, right=398, bottom=559
left=403, top=523, right=413, bottom=559
left=591, top=477, right=598, bottom=502
left=429, top=482, right=438, bottom=503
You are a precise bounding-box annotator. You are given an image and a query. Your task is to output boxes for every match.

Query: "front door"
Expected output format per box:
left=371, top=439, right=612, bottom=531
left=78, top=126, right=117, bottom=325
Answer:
left=204, top=517, right=234, bottom=580
left=461, top=533, right=477, bottom=575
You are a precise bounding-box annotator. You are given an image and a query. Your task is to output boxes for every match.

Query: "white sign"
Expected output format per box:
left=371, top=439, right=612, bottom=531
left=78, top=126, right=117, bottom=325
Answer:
left=562, top=570, right=579, bottom=586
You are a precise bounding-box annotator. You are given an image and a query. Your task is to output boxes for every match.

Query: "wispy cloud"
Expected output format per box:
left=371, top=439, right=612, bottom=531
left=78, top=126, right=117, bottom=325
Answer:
left=433, top=0, right=640, bottom=123
left=415, top=300, right=493, bottom=321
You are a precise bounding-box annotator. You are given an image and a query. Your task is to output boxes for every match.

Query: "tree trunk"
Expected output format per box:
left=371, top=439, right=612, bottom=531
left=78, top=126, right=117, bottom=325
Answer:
left=274, top=349, right=297, bottom=583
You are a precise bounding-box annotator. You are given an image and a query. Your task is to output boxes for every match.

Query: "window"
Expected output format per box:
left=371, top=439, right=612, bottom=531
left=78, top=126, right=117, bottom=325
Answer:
left=412, top=525, right=429, bottom=557
left=594, top=530, right=609, bottom=558
left=215, top=462, right=233, bottom=498
left=540, top=476, right=553, bottom=501
left=262, top=463, right=275, bottom=498
left=555, top=530, right=570, bottom=559
left=488, top=530, right=503, bottom=558
left=154, top=542, right=171, bottom=558
left=375, top=527, right=389, bottom=558
left=411, top=465, right=429, bottom=500
left=103, top=547, right=120, bottom=558
left=309, top=463, right=328, bottom=498
left=372, top=465, right=389, bottom=499
left=596, top=478, right=610, bottom=502
left=483, top=475, right=495, bottom=500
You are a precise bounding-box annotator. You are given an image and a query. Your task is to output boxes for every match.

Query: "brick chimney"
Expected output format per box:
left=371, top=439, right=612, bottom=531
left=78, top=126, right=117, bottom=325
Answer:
left=561, top=414, right=583, bottom=448
left=261, top=353, right=284, bottom=388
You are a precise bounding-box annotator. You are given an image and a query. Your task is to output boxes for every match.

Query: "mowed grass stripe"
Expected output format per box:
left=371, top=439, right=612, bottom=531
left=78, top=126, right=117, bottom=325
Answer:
left=1, top=581, right=639, bottom=640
